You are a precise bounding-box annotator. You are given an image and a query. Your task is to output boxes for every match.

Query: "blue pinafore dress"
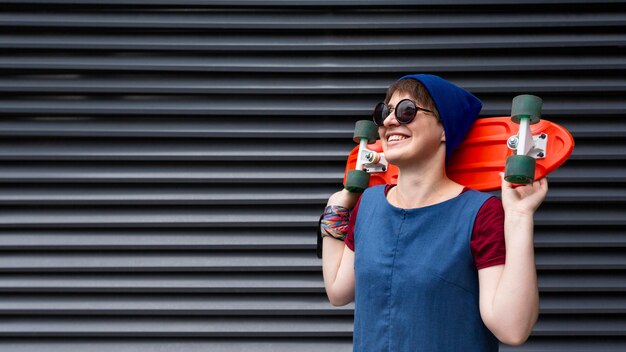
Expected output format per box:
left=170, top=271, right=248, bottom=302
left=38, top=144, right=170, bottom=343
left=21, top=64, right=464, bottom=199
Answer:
left=353, top=185, right=499, bottom=351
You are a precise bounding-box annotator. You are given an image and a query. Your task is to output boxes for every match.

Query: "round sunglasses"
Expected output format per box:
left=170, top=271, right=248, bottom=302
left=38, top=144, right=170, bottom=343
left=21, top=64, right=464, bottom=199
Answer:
left=372, top=99, right=435, bottom=126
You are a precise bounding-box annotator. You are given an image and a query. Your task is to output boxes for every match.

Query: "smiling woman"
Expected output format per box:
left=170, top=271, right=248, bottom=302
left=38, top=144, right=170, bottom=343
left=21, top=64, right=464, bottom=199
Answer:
left=320, top=74, right=546, bottom=351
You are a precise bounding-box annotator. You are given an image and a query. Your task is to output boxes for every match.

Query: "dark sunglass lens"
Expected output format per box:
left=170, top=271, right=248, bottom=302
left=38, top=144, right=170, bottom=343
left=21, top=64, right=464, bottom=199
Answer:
left=373, top=102, right=387, bottom=125
left=397, top=100, right=417, bottom=124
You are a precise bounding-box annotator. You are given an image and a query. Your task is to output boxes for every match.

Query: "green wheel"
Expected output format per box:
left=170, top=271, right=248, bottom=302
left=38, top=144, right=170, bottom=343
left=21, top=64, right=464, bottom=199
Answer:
left=511, top=95, right=542, bottom=124
left=505, top=155, right=536, bottom=184
left=353, top=120, right=378, bottom=144
left=345, top=169, right=370, bottom=193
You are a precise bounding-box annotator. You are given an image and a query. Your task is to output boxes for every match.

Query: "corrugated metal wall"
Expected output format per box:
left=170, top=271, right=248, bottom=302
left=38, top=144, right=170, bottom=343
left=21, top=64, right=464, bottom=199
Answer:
left=0, top=1, right=624, bottom=351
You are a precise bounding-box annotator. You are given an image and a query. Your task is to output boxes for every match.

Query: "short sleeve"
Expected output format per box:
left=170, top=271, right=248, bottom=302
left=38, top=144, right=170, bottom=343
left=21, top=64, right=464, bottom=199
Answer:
left=470, top=196, right=506, bottom=270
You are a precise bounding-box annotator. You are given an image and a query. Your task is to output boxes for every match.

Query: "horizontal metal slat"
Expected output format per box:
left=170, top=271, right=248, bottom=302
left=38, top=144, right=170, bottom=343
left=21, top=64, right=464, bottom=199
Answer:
left=0, top=55, right=623, bottom=73
left=0, top=162, right=622, bottom=184
left=535, top=228, right=626, bottom=248
left=0, top=223, right=623, bottom=251
left=568, top=140, right=626, bottom=161
left=0, top=338, right=354, bottom=352
left=3, top=337, right=626, bottom=352
left=0, top=203, right=624, bottom=227
left=0, top=293, right=353, bottom=315
left=1, top=76, right=625, bottom=94
left=0, top=115, right=624, bottom=139
left=1, top=97, right=366, bottom=116
left=1, top=271, right=624, bottom=294
left=0, top=185, right=334, bottom=206
left=1, top=0, right=624, bottom=6
left=0, top=228, right=317, bottom=250
left=4, top=337, right=624, bottom=352
left=0, top=139, right=351, bottom=161
left=540, top=293, right=626, bottom=314
left=565, top=120, right=626, bottom=138
left=0, top=316, right=355, bottom=337
left=0, top=315, right=624, bottom=337
left=0, top=205, right=322, bottom=228
left=543, top=186, right=626, bottom=203
left=534, top=204, right=626, bottom=226
left=2, top=293, right=625, bottom=315
left=546, top=163, right=626, bottom=183
left=535, top=249, right=626, bottom=270
left=0, top=272, right=327, bottom=293
left=501, top=337, right=626, bottom=352
left=0, top=162, right=345, bottom=184
left=0, top=249, right=624, bottom=272
left=0, top=97, right=623, bottom=116
left=3, top=11, right=625, bottom=30
left=0, top=138, right=622, bottom=162
left=538, top=271, right=626, bottom=292
left=0, top=251, right=322, bottom=273
left=0, top=117, right=355, bottom=138
left=0, top=185, right=624, bottom=206
left=2, top=34, right=624, bottom=52
left=0, top=226, right=624, bottom=251
left=533, top=315, right=626, bottom=336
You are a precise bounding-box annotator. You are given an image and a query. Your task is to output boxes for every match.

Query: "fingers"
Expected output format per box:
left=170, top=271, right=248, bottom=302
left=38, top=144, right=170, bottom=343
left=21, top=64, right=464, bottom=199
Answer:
left=530, top=177, right=548, bottom=193
left=501, top=171, right=548, bottom=193
left=539, top=177, right=548, bottom=192
left=500, top=172, right=513, bottom=190
left=535, top=177, right=548, bottom=197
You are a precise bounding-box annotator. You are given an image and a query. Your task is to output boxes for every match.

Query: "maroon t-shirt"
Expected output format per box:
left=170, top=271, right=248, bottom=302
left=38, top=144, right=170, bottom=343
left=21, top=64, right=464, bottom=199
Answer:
left=344, top=185, right=506, bottom=270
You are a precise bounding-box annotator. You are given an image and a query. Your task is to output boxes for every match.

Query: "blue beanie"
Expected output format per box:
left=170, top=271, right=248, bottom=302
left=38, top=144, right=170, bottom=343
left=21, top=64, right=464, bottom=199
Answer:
left=397, top=74, right=483, bottom=163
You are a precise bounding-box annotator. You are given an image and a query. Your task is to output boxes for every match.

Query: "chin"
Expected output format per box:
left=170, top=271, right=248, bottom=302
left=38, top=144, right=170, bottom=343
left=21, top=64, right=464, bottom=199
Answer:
left=384, top=143, right=439, bottom=168
left=383, top=147, right=412, bottom=167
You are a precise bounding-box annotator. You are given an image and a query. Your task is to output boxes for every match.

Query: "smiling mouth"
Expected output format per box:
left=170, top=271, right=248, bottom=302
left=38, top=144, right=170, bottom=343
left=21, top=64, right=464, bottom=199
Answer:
left=388, top=135, right=409, bottom=142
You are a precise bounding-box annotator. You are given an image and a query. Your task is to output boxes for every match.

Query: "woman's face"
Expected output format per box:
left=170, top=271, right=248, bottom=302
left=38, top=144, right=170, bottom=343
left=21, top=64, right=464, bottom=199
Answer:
left=378, top=91, right=445, bottom=168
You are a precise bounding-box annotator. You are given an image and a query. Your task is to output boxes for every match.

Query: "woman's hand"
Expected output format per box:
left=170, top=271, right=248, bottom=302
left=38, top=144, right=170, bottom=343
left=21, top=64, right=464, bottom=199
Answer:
left=500, top=172, right=548, bottom=217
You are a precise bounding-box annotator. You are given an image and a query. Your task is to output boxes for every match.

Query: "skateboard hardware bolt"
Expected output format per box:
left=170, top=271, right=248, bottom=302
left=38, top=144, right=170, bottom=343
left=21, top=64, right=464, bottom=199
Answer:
left=507, top=136, right=519, bottom=150
left=382, top=166, right=387, bottom=172
left=365, top=151, right=381, bottom=164
left=540, top=134, right=547, bottom=139
left=537, top=152, right=545, bottom=158
left=364, top=168, right=369, bottom=173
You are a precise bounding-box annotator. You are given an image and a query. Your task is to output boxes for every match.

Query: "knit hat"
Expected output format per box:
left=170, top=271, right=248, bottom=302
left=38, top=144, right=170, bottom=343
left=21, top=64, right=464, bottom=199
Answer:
left=397, top=74, right=483, bottom=163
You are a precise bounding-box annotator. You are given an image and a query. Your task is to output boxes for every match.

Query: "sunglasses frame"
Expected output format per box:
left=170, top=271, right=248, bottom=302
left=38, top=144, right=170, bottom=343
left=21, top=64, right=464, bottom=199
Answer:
left=372, top=99, right=435, bottom=126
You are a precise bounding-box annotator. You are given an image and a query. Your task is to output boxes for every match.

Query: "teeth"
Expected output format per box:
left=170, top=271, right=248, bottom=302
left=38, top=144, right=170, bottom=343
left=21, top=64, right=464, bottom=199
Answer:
left=388, top=135, right=408, bottom=142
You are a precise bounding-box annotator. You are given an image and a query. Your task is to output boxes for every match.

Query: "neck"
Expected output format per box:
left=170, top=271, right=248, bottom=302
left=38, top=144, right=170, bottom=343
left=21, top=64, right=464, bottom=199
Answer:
left=391, top=157, right=463, bottom=209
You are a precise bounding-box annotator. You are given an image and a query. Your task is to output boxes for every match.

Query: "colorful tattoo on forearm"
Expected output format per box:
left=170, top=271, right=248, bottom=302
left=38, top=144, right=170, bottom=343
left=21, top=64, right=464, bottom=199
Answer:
left=320, top=205, right=351, bottom=240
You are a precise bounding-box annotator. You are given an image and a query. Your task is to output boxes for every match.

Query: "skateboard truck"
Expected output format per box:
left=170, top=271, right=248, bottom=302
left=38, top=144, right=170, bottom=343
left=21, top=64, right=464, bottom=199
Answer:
left=507, top=130, right=548, bottom=159
left=358, top=148, right=389, bottom=173
left=345, top=120, right=380, bottom=193
left=504, top=95, right=543, bottom=184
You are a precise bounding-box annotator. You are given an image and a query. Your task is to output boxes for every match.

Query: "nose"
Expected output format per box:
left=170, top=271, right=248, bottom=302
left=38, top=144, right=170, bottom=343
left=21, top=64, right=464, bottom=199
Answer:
left=383, top=109, right=399, bottom=127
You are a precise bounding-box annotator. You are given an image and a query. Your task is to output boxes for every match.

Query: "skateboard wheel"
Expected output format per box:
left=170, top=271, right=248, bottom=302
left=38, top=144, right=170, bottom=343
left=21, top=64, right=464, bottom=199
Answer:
left=353, top=120, right=379, bottom=144
left=505, top=155, right=536, bottom=184
left=511, top=95, right=542, bottom=124
left=345, top=169, right=370, bottom=193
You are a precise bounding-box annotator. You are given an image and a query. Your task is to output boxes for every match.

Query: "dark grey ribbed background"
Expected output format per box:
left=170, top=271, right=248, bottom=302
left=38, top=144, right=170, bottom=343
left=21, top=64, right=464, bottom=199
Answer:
left=0, top=1, right=625, bottom=351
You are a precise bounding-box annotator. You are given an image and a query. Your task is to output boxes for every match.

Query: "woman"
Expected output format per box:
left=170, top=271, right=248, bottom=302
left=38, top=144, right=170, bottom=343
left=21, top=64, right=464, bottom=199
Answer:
left=320, top=74, right=547, bottom=351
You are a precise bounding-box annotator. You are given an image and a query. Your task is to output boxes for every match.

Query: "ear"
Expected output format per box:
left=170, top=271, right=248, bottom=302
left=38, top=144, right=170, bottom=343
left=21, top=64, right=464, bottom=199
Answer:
left=440, top=130, right=446, bottom=142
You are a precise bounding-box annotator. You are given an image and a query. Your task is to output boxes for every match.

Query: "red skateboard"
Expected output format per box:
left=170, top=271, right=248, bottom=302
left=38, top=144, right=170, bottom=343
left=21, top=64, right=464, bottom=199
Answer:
left=343, top=95, right=574, bottom=192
